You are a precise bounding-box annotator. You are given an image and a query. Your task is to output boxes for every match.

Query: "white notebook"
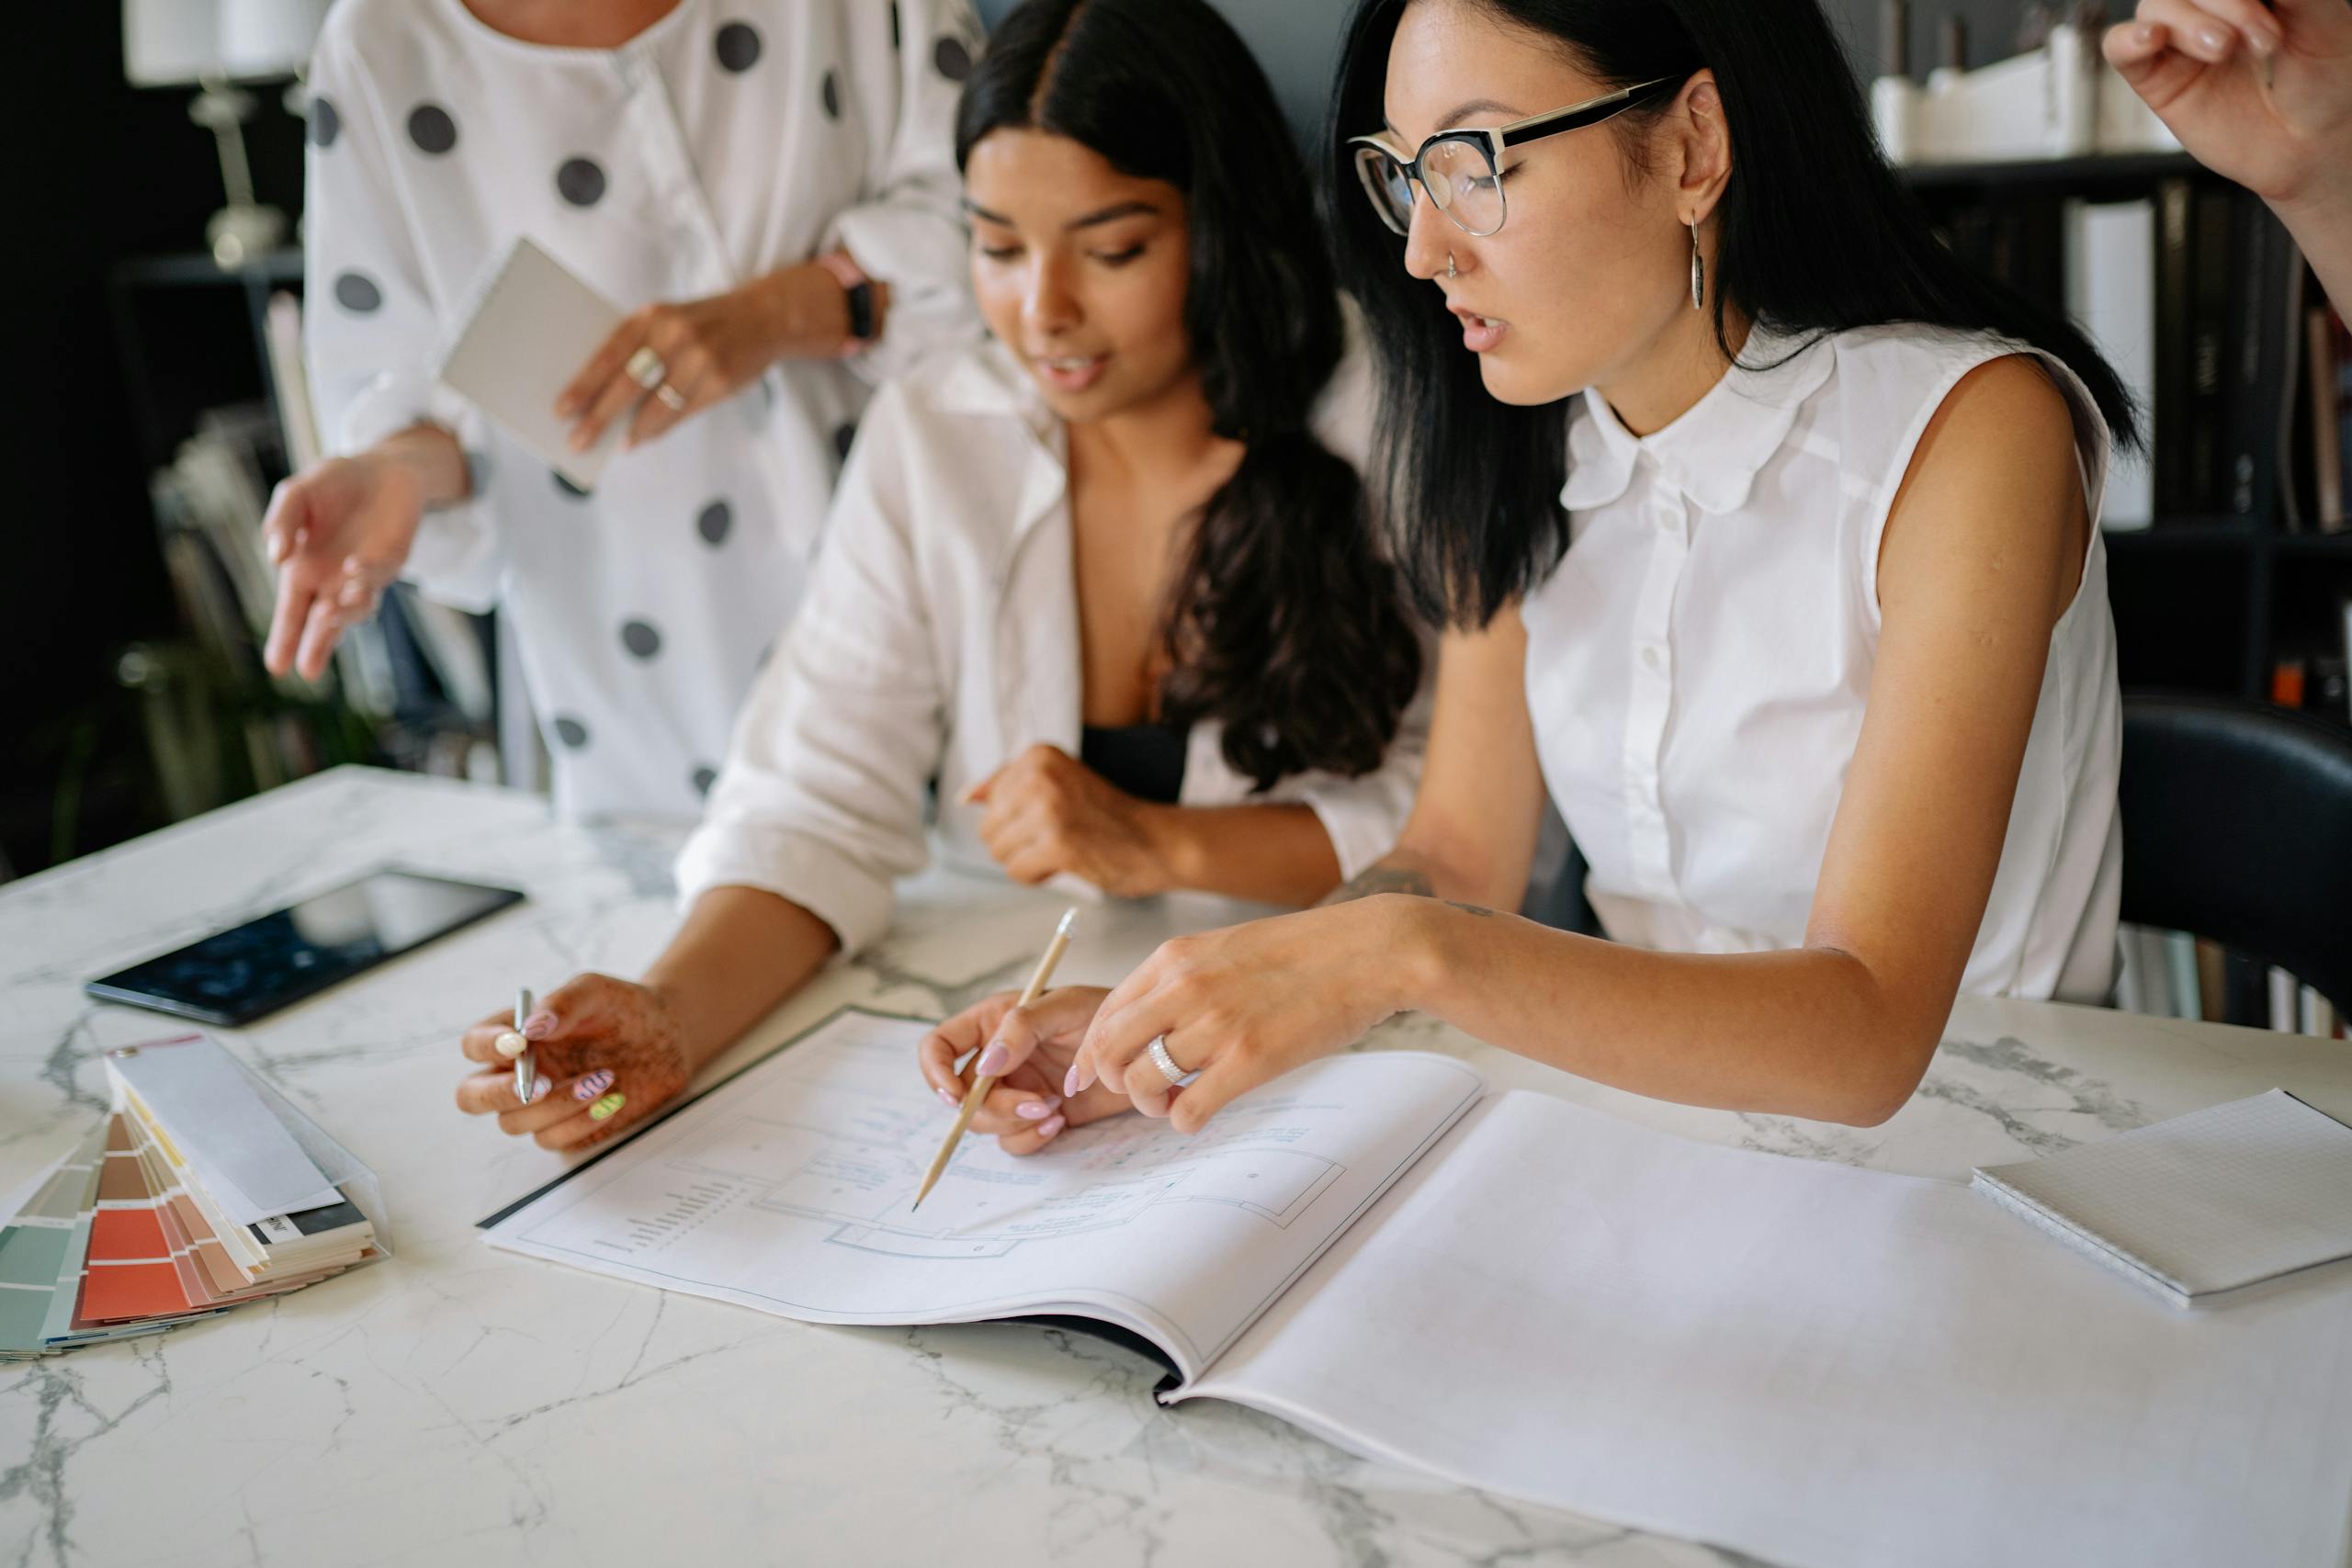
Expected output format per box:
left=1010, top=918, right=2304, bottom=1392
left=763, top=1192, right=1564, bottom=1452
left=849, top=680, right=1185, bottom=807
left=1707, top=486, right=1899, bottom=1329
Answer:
left=435, top=237, right=627, bottom=491
left=1973, top=1089, right=2352, bottom=1306
left=479, top=1010, right=2352, bottom=1568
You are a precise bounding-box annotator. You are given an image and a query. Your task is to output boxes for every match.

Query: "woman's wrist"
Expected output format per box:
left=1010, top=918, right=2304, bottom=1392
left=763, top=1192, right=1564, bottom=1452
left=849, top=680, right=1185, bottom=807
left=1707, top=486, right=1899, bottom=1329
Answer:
left=373, top=422, right=468, bottom=510
left=1130, top=802, right=1191, bottom=896
left=1356, top=892, right=1453, bottom=1021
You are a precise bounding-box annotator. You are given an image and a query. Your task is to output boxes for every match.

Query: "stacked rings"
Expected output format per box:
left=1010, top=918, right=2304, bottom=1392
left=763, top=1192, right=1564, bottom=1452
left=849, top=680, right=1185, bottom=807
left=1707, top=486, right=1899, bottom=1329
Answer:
left=625, top=345, right=667, bottom=389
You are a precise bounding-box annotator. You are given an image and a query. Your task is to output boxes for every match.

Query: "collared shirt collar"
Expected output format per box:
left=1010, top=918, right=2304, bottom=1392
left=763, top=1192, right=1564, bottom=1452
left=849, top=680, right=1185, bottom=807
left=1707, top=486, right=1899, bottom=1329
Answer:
left=1558, top=323, right=1835, bottom=516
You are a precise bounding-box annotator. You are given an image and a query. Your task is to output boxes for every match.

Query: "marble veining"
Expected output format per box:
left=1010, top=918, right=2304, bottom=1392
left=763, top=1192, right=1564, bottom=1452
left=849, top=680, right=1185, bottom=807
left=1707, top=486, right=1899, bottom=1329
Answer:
left=5, top=768, right=2349, bottom=1568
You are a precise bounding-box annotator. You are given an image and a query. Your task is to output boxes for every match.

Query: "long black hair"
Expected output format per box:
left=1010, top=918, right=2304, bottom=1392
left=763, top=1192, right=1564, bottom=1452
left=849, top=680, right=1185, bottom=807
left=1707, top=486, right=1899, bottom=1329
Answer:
left=1327, top=0, right=2141, bottom=628
left=956, top=0, right=1422, bottom=791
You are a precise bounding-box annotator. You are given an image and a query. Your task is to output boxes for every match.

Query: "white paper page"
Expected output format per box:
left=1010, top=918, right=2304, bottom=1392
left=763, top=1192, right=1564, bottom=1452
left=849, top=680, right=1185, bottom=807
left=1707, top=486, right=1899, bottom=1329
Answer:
left=485, top=1010, right=1482, bottom=1379
left=1185, top=1090, right=2352, bottom=1568
left=1974, top=1089, right=2352, bottom=1300
left=435, top=237, right=626, bottom=491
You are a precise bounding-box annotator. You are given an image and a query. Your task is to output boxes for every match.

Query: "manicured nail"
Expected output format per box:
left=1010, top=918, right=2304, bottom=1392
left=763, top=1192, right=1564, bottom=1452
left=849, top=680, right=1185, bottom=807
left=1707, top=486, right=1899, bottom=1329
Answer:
left=526, top=1078, right=551, bottom=1103
left=938, top=1086, right=962, bottom=1109
left=494, top=1030, right=526, bottom=1060
left=1063, top=1066, right=1081, bottom=1098
left=523, top=1012, right=556, bottom=1040
left=1035, top=1114, right=1066, bottom=1139
left=976, top=1041, right=1011, bottom=1077
left=2195, top=24, right=2228, bottom=53
left=573, top=1069, right=615, bottom=1101
left=1016, top=1097, right=1062, bottom=1120
left=588, top=1092, right=626, bottom=1122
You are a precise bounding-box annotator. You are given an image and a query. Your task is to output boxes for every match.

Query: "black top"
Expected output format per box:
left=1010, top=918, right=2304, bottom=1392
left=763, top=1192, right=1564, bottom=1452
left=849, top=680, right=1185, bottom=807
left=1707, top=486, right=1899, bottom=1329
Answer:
left=1080, top=721, right=1190, bottom=806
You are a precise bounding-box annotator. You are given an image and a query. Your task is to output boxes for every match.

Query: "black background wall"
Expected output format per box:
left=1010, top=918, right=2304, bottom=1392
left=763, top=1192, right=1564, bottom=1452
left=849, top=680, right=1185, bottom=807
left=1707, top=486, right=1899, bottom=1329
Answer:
left=2, top=0, right=2034, bottom=877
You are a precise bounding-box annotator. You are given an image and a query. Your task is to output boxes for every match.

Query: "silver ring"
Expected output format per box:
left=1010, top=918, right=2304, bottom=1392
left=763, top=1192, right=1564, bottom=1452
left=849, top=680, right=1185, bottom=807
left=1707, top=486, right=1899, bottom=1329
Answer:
left=626, top=346, right=667, bottom=389
left=1147, top=1038, right=1185, bottom=1086
left=656, top=383, right=688, bottom=412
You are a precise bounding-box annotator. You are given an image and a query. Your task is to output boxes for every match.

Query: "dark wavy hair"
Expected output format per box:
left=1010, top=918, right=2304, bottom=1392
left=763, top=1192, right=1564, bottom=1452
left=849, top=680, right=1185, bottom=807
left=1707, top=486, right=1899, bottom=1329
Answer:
left=956, top=0, right=1422, bottom=790
left=1326, top=0, right=2141, bottom=628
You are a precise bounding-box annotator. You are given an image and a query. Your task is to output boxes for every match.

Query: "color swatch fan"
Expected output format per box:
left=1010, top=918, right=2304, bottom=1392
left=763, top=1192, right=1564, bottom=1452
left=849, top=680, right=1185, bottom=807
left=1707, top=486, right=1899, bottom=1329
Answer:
left=0, top=1035, right=387, bottom=1359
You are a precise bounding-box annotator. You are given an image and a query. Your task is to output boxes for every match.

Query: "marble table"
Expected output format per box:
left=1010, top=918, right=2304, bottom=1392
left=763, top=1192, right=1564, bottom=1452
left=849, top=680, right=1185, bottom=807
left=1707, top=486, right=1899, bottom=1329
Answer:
left=5, top=767, right=2349, bottom=1568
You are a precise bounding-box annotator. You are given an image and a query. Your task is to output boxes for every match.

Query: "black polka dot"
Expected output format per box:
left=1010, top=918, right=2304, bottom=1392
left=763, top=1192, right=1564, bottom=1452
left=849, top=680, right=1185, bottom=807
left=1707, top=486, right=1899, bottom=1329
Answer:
left=309, top=96, right=340, bottom=148
left=406, top=103, right=458, bottom=155
left=696, top=500, right=732, bottom=546
left=833, top=423, right=857, bottom=462
left=933, top=36, right=973, bottom=82
left=556, top=156, right=606, bottom=208
left=691, top=765, right=718, bottom=798
left=465, top=449, right=494, bottom=493
left=890, top=3, right=901, bottom=50
left=621, top=619, right=662, bottom=660
left=821, top=70, right=842, bottom=120
left=552, top=716, right=591, bottom=750
left=715, top=20, right=762, bottom=72
left=552, top=469, right=591, bottom=500
left=333, top=271, right=382, bottom=314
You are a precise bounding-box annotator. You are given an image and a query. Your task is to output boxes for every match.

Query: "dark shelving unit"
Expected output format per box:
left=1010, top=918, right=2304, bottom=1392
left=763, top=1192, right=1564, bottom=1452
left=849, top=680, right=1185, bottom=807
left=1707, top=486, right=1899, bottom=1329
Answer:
left=1901, top=154, right=2352, bottom=736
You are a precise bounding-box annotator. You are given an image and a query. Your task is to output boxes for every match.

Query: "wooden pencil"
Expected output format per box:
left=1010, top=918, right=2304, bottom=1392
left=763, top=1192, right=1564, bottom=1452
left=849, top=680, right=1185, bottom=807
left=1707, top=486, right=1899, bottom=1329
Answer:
left=910, top=907, right=1078, bottom=1211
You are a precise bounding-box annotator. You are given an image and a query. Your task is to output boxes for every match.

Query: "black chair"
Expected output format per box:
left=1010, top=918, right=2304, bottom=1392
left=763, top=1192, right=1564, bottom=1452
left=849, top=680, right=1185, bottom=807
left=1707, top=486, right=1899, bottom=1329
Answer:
left=2119, top=694, right=2352, bottom=1015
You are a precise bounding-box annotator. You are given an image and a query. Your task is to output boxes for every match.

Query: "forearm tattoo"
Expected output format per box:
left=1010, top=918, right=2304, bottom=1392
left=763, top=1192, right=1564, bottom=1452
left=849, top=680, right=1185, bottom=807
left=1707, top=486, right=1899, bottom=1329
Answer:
left=1317, top=863, right=1437, bottom=908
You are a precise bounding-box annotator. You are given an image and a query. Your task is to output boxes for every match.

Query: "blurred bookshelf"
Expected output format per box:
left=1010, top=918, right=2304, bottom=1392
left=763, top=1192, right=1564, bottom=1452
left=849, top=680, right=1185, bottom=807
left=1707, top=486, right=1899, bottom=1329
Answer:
left=1901, top=153, right=2352, bottom=735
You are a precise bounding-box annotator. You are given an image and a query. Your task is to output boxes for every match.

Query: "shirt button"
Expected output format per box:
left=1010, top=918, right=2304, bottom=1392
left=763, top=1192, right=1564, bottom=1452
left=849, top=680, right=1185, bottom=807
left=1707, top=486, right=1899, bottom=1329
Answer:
left=1641, top=644, right=1665, bottom=672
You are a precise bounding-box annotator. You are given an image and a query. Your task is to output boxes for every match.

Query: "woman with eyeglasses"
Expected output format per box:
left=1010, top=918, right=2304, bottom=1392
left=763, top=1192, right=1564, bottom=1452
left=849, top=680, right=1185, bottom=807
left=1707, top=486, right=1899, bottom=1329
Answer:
left=450, top=0, right=1428, bottom=1154
left=922, top=0, right=2143, bottom=1145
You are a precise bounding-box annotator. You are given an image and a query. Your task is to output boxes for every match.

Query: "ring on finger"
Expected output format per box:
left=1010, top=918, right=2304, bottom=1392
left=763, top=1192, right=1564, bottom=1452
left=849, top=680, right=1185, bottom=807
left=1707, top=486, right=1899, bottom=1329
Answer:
left=626, top=346, right=667, bottom=389
left=1148, top=1037, right=1186, bottom=1086
left=655, top=383, right=688, bottom=412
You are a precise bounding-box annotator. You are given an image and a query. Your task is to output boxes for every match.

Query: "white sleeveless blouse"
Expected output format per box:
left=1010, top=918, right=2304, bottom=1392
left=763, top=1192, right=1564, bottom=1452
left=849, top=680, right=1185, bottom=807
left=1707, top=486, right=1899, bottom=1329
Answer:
left=1521, top=323, right=2123, bottom=1003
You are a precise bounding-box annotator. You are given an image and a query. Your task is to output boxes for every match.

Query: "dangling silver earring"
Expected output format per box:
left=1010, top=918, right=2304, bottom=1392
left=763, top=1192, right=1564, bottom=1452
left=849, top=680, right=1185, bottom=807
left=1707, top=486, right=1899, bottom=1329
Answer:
left=1447, top=252, right=1458, bottom=280
left=1688, top=219, right=1704, bottom=310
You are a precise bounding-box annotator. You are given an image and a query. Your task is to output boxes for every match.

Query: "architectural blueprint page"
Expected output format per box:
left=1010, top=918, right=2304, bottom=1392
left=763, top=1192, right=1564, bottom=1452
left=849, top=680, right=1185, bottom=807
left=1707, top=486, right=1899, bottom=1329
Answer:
left=485, top=1010, right=1484, bottom=1373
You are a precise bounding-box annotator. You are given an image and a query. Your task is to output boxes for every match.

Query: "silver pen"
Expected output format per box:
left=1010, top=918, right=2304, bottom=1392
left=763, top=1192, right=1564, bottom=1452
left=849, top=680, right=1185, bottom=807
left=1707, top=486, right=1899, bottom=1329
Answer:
left=513, top=987, right=536, bottom=1104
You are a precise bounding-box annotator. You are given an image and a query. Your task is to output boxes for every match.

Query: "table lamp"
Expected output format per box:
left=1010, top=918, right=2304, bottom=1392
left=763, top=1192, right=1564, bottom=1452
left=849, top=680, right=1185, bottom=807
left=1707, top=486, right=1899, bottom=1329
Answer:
left=122, top=0, right=333, bottom=268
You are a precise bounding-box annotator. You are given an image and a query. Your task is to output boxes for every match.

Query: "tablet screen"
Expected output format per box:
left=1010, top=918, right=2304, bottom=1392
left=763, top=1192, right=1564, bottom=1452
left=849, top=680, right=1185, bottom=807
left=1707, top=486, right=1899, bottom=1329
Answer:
left=87, top=871, right=524, bottom=1026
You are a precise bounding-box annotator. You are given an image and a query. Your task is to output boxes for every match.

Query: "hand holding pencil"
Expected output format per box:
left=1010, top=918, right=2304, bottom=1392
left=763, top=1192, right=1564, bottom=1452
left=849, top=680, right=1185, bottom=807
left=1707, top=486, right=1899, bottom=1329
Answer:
left=914, top=965, right=1139, bottom=1176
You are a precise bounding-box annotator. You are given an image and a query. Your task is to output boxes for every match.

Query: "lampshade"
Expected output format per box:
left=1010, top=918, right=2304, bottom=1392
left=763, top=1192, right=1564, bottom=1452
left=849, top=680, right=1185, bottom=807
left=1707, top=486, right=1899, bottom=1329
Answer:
left=123, top=0, right=331, bottom=86
left=220, top=0, right=332, bottom=77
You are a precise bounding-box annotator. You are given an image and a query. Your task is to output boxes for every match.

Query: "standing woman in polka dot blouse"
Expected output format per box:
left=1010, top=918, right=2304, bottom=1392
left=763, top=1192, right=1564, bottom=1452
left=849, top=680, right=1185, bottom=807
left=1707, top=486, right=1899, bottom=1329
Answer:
left=266, top=0, right=984, bottom=818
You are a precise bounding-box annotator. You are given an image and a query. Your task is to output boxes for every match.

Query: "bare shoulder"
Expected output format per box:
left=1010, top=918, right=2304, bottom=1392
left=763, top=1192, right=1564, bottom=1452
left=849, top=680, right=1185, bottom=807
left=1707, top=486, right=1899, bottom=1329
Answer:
left=1882, top=353, right=2089, bottom=626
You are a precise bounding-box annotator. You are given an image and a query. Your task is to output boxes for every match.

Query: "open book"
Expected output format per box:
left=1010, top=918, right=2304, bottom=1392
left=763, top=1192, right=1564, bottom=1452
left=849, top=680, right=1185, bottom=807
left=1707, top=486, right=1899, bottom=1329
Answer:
left=481, top=1009, right=2352, bottom=1568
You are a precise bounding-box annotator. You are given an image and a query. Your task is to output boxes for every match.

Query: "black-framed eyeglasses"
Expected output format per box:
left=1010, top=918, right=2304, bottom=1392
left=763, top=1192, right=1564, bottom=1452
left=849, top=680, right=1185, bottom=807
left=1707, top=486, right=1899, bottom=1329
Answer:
left=1348, top=76, right=1681, bottom=239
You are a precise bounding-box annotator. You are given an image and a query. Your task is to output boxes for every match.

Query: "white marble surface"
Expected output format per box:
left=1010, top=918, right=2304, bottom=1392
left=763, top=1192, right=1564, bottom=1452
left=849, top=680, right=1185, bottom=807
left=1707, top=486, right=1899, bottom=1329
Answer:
left=4, top=767, right=2348, bottom=1568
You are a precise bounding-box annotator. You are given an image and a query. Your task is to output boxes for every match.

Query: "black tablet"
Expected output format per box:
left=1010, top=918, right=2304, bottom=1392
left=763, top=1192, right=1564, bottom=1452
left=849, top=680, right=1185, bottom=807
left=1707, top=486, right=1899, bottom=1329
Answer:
left=85, top=869, right=525, bottom=1027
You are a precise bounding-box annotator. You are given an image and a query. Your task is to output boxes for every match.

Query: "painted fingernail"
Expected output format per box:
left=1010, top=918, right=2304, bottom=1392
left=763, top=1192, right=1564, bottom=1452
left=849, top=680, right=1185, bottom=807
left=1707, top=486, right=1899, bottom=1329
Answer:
left=938, top=1086, right=962, bottom=1109
left=1016, top=1097, right=1062, bottom=1121
left=1064, top=1066, right=1081, bottom=1098
left=523, top=1012, right=556, bottom=1040
left=588, top=1092, right=626, bottom=1122
left=494, top=1031, right=527, bottom=1060
left=976, top=1041, right=1011, bottom=1077
left=1035, top=1114, right=1067, bottom=1139
left=574, top=1069, right=616, bottom=1101
left=527, top=1078, right=551, bottom=1103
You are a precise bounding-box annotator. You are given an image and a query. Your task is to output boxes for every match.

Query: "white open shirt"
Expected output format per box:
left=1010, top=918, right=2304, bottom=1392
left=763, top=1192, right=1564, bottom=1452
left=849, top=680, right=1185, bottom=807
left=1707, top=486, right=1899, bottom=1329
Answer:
left=675, top=337, right=1431, bottom=953
left=1523, top=323, right=2123, bottom=1004
left=303, top=0, right=981, bottom=818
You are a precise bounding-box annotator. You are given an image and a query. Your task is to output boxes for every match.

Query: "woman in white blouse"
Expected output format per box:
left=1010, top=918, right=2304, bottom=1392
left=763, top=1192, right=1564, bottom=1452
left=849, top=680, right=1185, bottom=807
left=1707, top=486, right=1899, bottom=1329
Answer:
left=922, top=0, right=2144, bottom=1146
left=266, top=0, right=978, bottom=817
left=449, top=0, right=1428, bottom=1150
